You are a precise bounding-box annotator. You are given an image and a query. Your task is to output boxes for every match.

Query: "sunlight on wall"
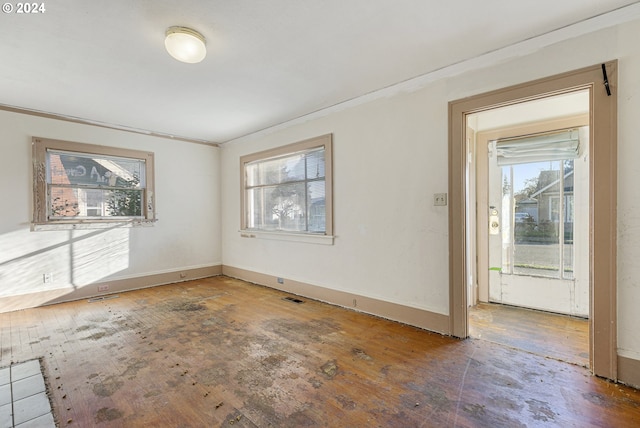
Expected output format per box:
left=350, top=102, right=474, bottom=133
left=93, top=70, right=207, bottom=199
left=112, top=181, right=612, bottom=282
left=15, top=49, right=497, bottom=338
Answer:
left=71, top=229, right=130, bottom=285
left=0, top=227, right=130, bottom=298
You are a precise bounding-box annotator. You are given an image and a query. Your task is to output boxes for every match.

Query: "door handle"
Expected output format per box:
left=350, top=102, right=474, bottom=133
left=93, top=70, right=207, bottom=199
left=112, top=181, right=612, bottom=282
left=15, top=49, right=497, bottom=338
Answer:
left=489, top=208, right=500, bottom=235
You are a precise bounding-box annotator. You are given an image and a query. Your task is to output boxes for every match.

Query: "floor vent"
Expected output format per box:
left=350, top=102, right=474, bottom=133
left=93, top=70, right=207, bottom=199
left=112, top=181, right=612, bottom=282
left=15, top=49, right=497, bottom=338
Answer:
left=283, top=296, right=304, bottom=304
left=88, top=295, right=120, bottom=303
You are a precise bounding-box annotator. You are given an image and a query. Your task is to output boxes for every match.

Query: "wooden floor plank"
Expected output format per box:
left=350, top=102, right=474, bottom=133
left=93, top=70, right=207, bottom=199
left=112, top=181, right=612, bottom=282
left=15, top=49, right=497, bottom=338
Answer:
left=469, top=302, right=589, bottom=366
left=1, top=276, right=639, bottom=427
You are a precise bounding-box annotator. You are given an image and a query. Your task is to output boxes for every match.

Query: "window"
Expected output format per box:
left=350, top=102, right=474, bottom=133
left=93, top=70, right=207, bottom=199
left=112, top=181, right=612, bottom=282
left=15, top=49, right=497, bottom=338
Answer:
left=32, top=137, right=156, bottom=230
left=503, top=158, right=576, bottom=280
left=240, top=134, right=333, bottom=241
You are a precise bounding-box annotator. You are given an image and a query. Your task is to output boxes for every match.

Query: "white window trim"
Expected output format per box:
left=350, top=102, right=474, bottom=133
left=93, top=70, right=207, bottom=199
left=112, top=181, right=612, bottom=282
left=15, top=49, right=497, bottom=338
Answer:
left=239, top=134, right=334, bottom=244
left=239, top=230, right=334, bottom=245
left=32, top=137, right=156, bottom=231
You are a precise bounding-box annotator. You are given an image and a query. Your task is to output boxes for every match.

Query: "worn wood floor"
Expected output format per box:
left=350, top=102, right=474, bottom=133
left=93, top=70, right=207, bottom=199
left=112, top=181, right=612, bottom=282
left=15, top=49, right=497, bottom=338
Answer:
left=1, top=276, right=639, bottom=427
left=469, top=302, right=589, bottom=367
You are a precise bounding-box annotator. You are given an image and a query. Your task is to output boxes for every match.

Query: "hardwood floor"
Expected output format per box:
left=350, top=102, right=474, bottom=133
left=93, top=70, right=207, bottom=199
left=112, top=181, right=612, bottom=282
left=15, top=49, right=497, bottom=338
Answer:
left=469, top=302, right=589, bottom=367
left=1, top=276, right=639, bottom=427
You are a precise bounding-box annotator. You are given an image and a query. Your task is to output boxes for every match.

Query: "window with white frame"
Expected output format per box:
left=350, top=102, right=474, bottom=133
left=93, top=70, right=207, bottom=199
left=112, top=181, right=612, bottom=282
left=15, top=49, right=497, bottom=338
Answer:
left=32, top=137, right=156, bottom=230
left=241, top=134, right=333, bottom=237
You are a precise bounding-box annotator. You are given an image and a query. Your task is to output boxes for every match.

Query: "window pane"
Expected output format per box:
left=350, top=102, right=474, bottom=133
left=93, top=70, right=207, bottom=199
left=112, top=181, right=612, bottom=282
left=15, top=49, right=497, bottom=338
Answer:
left=306, top=149, right=325, bottom=179
left=246, top=182, right=308, bottom=231
left=258, top=158, right=287, bottom=186
left=107, top=188, right=144, bottom=217
left=307, top=180, right=325, bottom=232
left=245, top=163, right=260, bottom=188
left=563, top=160, right=575, bottom=279
left=49, top=186, right=143, bottom=218
left=501, top=167, right=512, bottom=274
left=49, top=186, right=80, bottom=217
left=48, top=151, right=145, bottom=188
left=272, top=182, right=305, bottom=231
left=512, top=161, right=562, bottom=277
left=246, top=154, right=307, bottom=187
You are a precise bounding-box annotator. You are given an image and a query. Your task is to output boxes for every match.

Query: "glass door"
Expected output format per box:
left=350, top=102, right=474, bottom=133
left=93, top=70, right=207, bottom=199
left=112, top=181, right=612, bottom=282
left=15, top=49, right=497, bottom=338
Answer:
left=487, top=128, right=588, bottom=316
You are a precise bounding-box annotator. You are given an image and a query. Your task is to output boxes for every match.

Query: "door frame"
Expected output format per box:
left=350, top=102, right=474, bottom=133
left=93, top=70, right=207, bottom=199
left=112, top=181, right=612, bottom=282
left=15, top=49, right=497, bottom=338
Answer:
left=448, top=62, right=617, bottom=380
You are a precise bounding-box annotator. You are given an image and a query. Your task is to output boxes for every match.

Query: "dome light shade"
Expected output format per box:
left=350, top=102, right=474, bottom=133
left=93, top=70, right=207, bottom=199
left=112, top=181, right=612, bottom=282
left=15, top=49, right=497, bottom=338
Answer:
left=165, top=26, right=206, bottom=64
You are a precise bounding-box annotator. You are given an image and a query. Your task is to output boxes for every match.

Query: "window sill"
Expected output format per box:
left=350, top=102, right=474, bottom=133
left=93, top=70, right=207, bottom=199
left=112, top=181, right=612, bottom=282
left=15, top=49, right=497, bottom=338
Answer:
left=239, top=230, right=334, bottom=245
left=32, top=219, right=156, bottom=231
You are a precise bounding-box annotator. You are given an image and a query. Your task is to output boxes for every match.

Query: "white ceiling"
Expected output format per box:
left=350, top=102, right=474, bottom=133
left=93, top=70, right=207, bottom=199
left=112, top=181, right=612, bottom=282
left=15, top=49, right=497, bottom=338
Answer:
left=1, top=1, right=638, bottom=144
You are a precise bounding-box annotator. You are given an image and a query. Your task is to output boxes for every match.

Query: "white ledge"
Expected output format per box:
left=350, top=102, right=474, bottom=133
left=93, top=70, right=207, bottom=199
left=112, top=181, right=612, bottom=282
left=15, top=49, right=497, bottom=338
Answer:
left=32, top=219, right=156, bottom=231
left=239, top=230, right=334, bottom=245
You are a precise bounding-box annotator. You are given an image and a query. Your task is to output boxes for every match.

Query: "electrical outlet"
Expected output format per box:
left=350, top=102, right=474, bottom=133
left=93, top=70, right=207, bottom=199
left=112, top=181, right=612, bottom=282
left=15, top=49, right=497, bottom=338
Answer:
left=434, top=193, right=448, bottom=206
left=42, top=273, right=53, bottom=283
left=98, top=284, right=109, bottom=292
left=277, top=277, right=284, bottom=284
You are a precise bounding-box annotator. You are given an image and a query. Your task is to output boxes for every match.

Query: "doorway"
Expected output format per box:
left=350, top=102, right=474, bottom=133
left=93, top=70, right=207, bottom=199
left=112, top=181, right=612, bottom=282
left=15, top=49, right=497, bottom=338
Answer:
left=466, top=92, right=590, bottom=365
left=448, top=62, right=618, bottom=380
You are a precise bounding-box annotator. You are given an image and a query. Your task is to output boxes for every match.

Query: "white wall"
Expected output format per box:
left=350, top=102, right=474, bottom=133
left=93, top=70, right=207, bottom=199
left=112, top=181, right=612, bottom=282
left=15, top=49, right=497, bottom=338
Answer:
left=0, top=110, right=222, bottom=306
left=221, top=18, right=640, bottom=360
left=222, top=86, right=450, bottom=315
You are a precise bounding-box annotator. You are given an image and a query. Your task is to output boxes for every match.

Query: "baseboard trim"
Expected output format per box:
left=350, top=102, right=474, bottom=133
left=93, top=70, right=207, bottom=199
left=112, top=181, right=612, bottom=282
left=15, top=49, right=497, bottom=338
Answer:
left=618, top=355, right=640, bottom=389
left=222, top=265, right=450, bottom=334
left=0, top=264, right=222, bottom=313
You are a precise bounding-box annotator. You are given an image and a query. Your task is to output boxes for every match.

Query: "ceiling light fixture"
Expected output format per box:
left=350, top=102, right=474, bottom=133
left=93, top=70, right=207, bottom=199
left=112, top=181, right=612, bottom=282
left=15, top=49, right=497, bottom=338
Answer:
left=164, top=26, right=206, bottom=64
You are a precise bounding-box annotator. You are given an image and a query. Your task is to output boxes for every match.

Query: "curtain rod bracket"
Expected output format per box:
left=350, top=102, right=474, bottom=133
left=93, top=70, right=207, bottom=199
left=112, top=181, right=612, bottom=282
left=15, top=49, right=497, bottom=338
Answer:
left=601, top=64, right=611, bottom=96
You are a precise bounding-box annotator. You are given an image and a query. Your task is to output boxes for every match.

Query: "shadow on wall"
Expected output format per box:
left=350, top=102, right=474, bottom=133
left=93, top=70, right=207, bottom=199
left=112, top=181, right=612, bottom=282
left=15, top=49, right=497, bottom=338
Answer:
left=0, top=225, right=130, bottom=312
